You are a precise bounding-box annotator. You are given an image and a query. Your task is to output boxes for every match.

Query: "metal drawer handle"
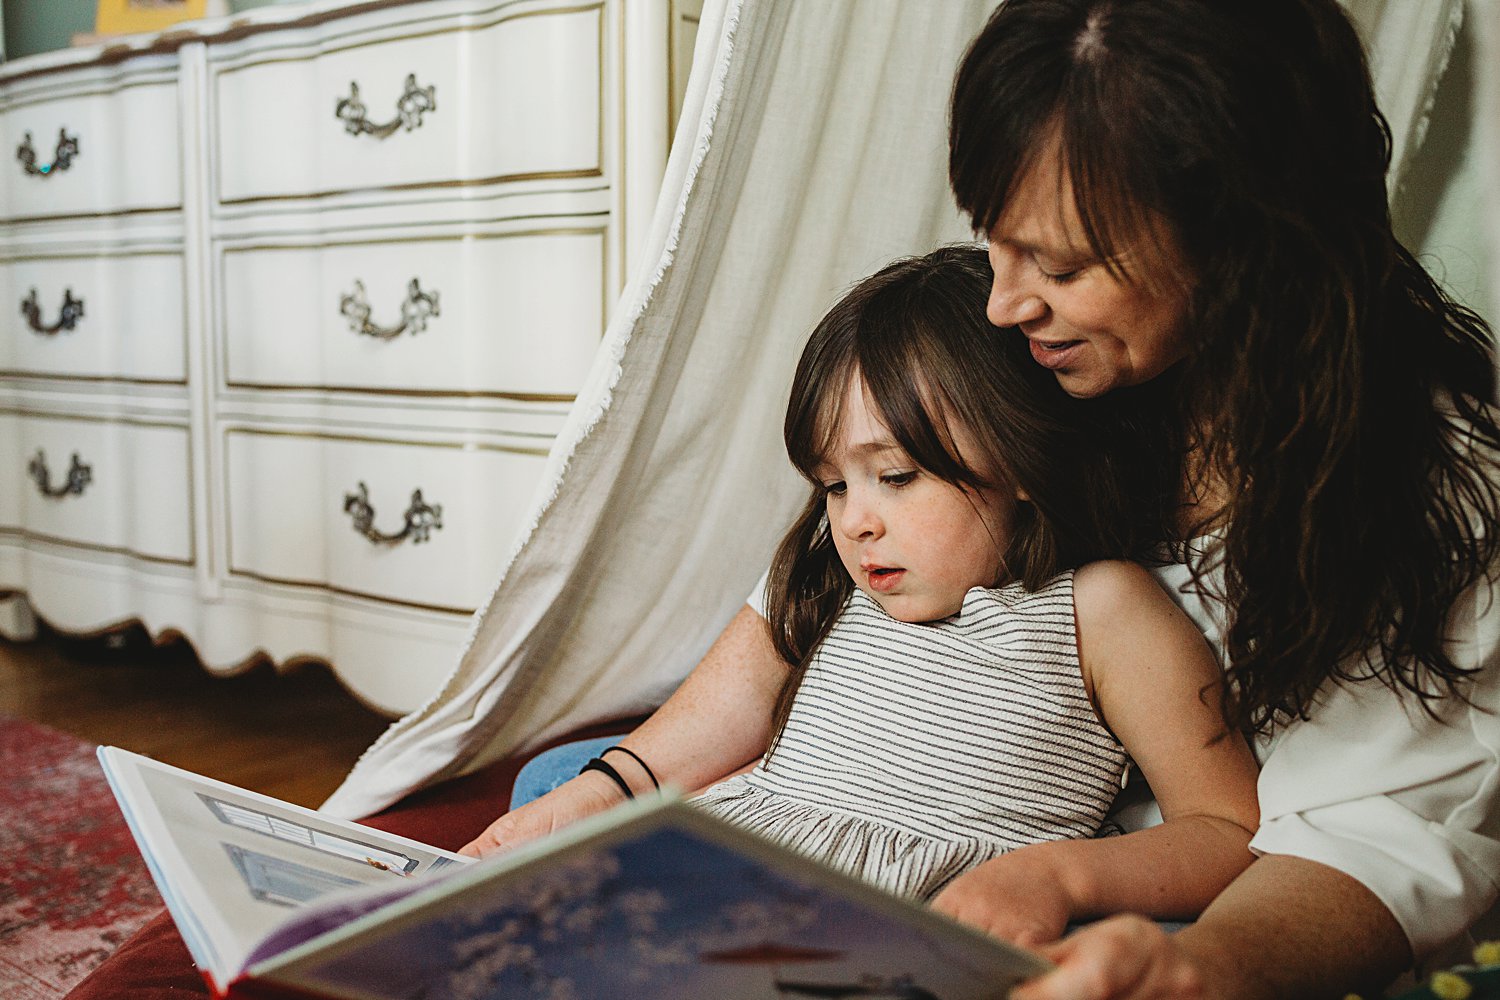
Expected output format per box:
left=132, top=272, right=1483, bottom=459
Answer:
left=339, top=278, right=440, bottom=340
left=28, top=449, right=92, bottom=498
left=342, top=482, right=442, bottom=546
left=335, top=74, right=436, bottom=139
left=21, top=288, right=85, bottom=335
left=17, top=128, right=80, bottom=176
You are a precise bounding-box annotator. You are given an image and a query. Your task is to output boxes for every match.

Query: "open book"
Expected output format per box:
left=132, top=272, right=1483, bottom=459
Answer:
left=100, top=746, right=1052, bottom=999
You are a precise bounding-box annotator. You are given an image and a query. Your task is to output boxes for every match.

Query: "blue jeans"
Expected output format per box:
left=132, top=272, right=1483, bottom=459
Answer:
left=509, top=736, right=618, bottom=810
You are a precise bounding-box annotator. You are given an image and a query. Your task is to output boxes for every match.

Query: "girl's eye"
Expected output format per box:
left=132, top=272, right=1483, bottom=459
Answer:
left=1039, top=267, right=1081, bottom=285
left=881, top=471, right=918, bottom=488
left=821, top=481, right=847, bottom=497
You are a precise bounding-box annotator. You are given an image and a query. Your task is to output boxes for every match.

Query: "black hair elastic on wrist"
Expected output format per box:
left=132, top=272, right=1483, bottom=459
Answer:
left=579, top=756, right=634, bottom=800
left=602, top=745, right=660, bottom=791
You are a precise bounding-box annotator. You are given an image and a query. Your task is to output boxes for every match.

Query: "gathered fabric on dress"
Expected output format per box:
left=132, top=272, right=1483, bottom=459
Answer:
left=693, top=571, right=1127, bottom=900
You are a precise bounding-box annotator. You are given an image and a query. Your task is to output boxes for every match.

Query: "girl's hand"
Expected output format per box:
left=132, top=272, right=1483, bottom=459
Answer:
left=458, top=771, right=624, bottom=858
left=930, top=850, right=1074, bottom=947
left=1010, top=915, right=1205, bottom=1000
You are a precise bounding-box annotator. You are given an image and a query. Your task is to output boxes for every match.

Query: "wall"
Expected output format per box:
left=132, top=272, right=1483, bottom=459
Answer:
left=0, top=0, right=292, bottom=61
left=1392, top=2, right=1495, bottom=324
left=2, top=0, right=94, bottom=60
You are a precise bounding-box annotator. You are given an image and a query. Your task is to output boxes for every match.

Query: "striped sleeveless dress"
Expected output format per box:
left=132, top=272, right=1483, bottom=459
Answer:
left=692, top=571, right=1127, bottom=901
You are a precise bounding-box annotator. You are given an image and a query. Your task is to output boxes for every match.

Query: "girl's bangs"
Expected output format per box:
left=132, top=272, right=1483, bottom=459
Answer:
left=858, top=343, right=989, bottom=492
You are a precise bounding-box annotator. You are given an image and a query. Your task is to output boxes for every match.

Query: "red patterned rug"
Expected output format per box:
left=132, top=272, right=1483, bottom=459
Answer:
left=0, top=716, right=162, bottom=999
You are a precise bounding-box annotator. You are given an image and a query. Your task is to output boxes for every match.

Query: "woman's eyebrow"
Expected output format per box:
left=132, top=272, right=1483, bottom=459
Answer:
left=994, top=233, right=1094, bottom=264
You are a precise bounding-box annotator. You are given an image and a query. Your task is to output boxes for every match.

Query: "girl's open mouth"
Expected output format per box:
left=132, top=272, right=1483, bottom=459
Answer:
left=867, top=567, right=905, bottom=592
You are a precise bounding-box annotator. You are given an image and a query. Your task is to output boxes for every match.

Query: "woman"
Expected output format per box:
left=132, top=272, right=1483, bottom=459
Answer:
left=941, top=2, right=1500, bottom=996
left=465, top=2, right=1500, bottom=997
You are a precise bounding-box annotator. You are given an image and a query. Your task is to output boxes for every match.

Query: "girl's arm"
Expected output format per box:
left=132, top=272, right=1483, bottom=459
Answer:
left=931, top=560, right=1260, bottom=943
left=460, top=604, right=789, bottom=857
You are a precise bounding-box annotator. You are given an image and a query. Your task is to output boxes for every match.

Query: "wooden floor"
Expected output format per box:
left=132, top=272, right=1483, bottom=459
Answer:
left=0, top=621, right=394, bottom=808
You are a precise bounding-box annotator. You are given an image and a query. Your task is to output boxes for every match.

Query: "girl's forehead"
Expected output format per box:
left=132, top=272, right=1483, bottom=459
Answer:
left=828, top=374, right=899, bottom=449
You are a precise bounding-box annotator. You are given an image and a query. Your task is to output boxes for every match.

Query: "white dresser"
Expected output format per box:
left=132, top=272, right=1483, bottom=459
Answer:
left=0, top=0, right=700, bottom=713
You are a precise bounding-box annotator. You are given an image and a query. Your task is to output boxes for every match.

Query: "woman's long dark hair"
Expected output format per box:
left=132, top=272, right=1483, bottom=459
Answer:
left=764, top=245, right=1174, bottom=761
left=950, top=0, right=1500, bottom=734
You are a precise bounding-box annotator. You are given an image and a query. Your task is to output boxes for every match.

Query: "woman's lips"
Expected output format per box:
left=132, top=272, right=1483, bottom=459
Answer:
left=1028, top=337, right=1086, bottom=370
left=866, top=567, right=905, bottom=592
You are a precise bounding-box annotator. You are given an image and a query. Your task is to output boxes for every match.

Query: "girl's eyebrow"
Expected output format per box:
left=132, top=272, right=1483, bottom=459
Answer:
left=842, top=437, right=906, bottom=456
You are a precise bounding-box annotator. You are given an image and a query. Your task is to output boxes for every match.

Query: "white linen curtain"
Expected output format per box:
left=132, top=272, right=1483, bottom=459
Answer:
left=1478, top=0, right=1500, bottom=346
left=322, top=0, right=1470, bottom=820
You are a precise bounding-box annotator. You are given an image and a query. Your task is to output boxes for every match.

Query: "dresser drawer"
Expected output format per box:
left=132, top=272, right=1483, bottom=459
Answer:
left=2, top=252, right=186, bottom=381
left=224, top=430, right=547, bottom=612
left=0, top=413, right=192, bottom=562
left=1, top=82, right=181, bottom=220
left=221, top=228, right=603, bottom=396
left=214, top=3, right=603, bottom=204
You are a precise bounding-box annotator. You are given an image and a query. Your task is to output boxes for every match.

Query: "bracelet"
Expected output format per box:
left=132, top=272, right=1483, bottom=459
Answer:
left=602, top=745, right=660, bottom=791
left=579, top=757, right=634, bottom=800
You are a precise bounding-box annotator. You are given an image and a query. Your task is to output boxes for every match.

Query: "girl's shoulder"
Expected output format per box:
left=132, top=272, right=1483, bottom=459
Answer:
left=1071, top=559, right=1212, bottom=664
left=1071, top=559, right=1168, bottom=617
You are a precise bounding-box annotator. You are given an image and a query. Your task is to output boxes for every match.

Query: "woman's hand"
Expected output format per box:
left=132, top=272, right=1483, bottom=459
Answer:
left=458, top=771, right=623, bottom=858
left=930, top=850, right=1074, bottom=948
left=1010, top=915, right=1204, bottom=1000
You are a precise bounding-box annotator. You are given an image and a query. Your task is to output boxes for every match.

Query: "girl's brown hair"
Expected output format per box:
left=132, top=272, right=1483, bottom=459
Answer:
left=763, top=245, right=1173, bottom=761
left=950, top=0, right=1500, bottom=733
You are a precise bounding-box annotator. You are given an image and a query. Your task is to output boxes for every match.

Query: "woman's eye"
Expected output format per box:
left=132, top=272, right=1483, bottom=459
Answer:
left=822, top=481, right=847, bottom=497
left=1039, top=267, right=1080, bottom=284
left=881, top=471, right=918, bottom=488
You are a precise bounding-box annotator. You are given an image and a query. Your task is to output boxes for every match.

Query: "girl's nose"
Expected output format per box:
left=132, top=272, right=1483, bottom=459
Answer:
left=836, top=494, right=882, bottom=541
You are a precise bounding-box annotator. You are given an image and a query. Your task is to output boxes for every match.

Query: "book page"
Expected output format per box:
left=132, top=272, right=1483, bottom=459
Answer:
left=259, top=797, right=1050, bottom=1000
left=99, top=747, right=470, bottom=989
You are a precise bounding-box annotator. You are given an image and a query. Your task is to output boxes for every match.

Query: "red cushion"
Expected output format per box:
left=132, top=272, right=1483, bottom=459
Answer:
left=64, top=718, right=639, bottom=1000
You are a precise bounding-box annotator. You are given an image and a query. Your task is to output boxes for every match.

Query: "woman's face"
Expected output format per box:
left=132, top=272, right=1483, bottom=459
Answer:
left=985, top=148, right=1192, bottom=399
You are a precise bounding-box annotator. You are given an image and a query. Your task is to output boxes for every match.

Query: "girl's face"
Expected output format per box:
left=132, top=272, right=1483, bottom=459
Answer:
left=816, top=376, right=1013, bottom=623
left=985, top=145, right=1191, bottom=399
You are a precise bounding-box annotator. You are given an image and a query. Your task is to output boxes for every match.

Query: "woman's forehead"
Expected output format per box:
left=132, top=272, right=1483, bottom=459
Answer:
left=988, top=143, right=1092, bottom=258
left=992, top=138, right=1188, bottom=290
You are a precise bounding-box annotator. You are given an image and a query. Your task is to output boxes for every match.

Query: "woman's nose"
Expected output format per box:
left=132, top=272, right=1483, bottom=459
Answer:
left=987, top=276, right=1046, bottom=328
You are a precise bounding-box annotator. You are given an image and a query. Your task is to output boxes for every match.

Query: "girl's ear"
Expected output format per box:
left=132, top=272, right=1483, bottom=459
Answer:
left=1015, top=486, right=1032, bottom=502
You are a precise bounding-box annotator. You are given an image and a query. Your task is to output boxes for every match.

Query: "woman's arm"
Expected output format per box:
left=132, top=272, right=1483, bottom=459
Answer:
left=460, top=603, right=788, bottom=857
left=931, top=560, right=1260, bottom=943
left=1012, top=853, right=1411, bottom=1000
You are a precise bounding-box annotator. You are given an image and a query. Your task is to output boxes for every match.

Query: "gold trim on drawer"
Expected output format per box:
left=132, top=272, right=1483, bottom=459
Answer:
left=0, top=407, right=188, bottom=429
left=0, top=526, right=194, bottom=567
left=0, top=74, right=179, bottom=114
left=212, top=3, right=606, bottom=206
left=220, top=424, right=550, bottom=455
left=0, top=206, right=182, bottom=223
left=217, top=225, right=607, bottom=398
left=0, top=372, right=186, bottom=387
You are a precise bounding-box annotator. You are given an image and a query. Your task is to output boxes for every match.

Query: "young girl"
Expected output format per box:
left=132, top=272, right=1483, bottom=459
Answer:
left=690, top=245, right=1260, bottom=942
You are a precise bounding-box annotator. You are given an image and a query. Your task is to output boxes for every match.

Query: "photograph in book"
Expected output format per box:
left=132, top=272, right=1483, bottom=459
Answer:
left=100, top=747, right=1051, bottom=1000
